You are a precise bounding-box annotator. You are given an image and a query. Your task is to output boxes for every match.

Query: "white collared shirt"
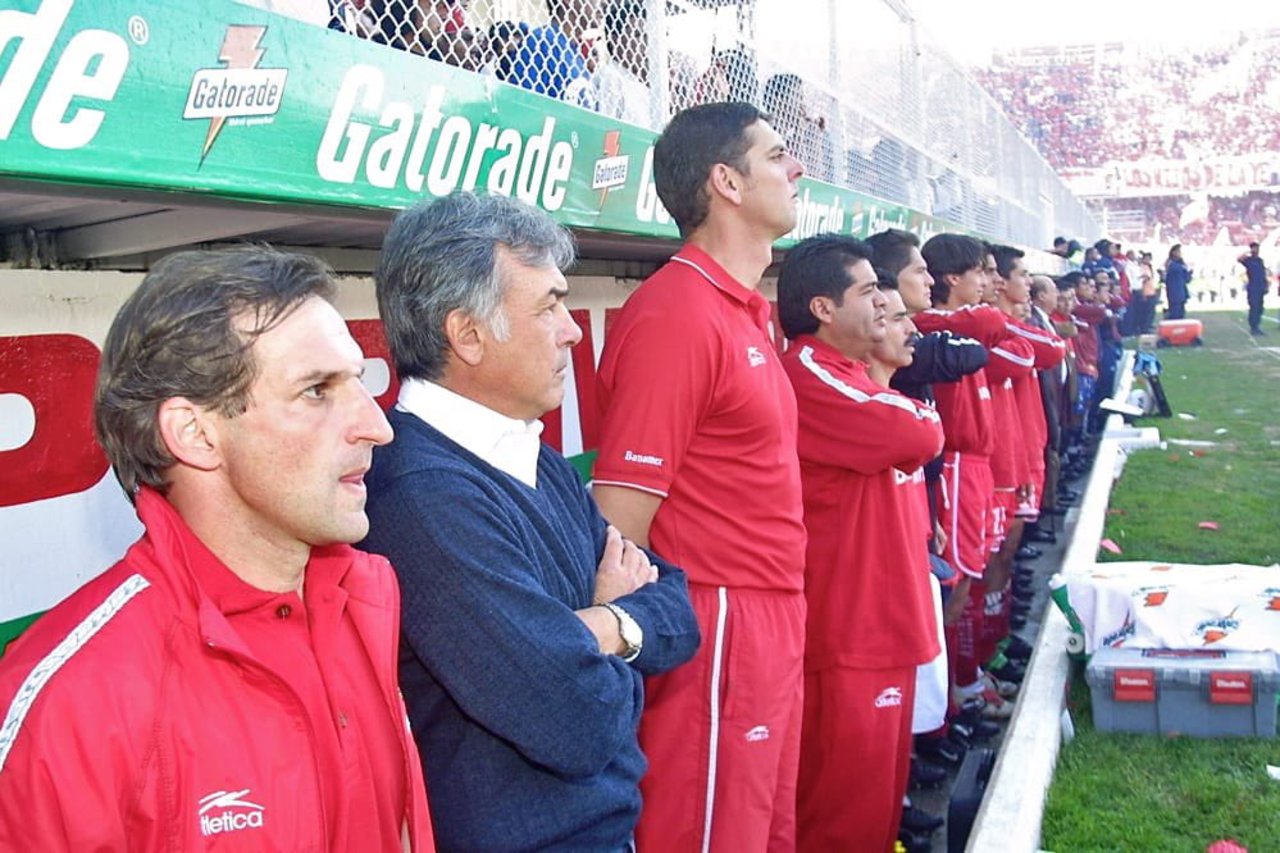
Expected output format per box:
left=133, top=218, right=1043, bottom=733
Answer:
left=397, top=378, right=544, bottom=488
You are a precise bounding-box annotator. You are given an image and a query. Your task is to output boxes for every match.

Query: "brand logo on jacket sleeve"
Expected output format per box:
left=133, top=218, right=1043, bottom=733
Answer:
left=198, top=789, right=265, bottom=837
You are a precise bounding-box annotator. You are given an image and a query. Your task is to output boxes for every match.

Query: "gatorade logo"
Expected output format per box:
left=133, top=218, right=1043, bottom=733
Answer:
left=0, top=0, right=130, bottom=151
left=183, top=26, right=287, bottom=164
left=317, top=72, right=574, bottom=211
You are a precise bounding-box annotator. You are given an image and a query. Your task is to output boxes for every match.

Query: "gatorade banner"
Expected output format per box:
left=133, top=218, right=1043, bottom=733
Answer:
left=0, top=0, right=960, bottom=244
left=1067, top=561, right=1280, bottom=655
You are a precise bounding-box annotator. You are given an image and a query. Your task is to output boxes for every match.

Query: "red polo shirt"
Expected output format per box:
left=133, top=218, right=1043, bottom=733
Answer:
left=190, top=541, right=406, bottom=851
left=594, top=244, right=807, bottom=591
left=782, top=336, right=943, bottom=669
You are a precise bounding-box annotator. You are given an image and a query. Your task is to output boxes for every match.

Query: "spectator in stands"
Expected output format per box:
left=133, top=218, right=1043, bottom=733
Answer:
left=509, top=0, right=600, bottom=108
left=483, top=20, right=528, bottom=82
left=1164, top=243, right=1192, bottom=319
left=596, top=0, right=652, bottom=127
left=763, top=73, right=834, bottom=183
left=0, top=248, right=435, bottom=851
left=776, top=234, right=943, bottom=851
left=1052, top=236, right=1070, bottom=258
left=1238, top=241, right=1270, bottom=335
left=362, top=192, right=699, bottom=851
left=593, top=102, right=808, bottom=852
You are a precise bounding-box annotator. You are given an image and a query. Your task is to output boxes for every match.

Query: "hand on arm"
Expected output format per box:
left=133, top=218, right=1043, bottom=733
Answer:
left=575, top=525, right=658, bottom=655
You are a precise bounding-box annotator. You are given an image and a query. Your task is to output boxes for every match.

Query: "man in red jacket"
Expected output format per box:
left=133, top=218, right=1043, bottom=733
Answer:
left=777, top=235, right=943, bottom=851
left=0, top=249, right=435, bottom=851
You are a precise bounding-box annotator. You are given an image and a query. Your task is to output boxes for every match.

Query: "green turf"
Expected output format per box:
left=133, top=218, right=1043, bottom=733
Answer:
left=1043, top=312, right=1280, bottom=852
left=1101, top=313, right=1280, bottom=566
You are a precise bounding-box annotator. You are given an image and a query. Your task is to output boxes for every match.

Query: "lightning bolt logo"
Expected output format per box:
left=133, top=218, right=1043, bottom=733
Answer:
left=201, top=26, right=267, bottom=164
left=599, top=130, right=621, bottom=208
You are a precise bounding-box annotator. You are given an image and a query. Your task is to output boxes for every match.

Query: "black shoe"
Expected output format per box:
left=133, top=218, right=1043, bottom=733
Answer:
left=897, top=828, right=932, bottom=853
left=1024, top=526, right=1057, bottom=543
left=1011, top=586, right=1035, bottom=605
left=989, top=659, right=1026, bottom=684
left=1042, top=505, right=1068, bottom=516
left=1058, top=488, right=1081, bottom=501
left=955, top=718, right=1000, bottom=742
left=1004, top=634, right=1034, bottom=662
left=910, top=756, right=947, bottom=789
left=916, top=734, right=965, bottom=767
left=1011, top=600, right=1032, bottom=617
left=1010, top=612, right=1028, bottom=631
left=900, top=804, right=945, bottom=834
left=1015, top=544, right=1042, bottom=561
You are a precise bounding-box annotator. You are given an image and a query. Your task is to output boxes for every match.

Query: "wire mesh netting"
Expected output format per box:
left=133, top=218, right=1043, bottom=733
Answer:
left=259, top=0, right=1100, bottom=245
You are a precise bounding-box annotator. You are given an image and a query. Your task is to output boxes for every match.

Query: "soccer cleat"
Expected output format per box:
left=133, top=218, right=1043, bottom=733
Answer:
left=910, top=756, right=947, bottom=789
left=900, top=804, right=945, bottom=834
left=1002, top=634, right=1034, bottom=662
left=983, top=670, right=1020, bottom=699
left=916, top=734, right=965, bottom=768
left=1015, top=544, right=1042, bottom=561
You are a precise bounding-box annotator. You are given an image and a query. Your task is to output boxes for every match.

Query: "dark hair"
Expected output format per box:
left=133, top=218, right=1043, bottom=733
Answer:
left=762, top=73, right=803, bottom=127
left=1057, top=271, right=1086, bottom=290
left=1053, top=236, right=1067, bottom=247
left=991, top=244, right=1025, bottom=279
left=921, top=233, right=985, bottom=305
left=376, top=192, right=575, bottom=382
left=1250, top=241, right=1260, bottom=250
left=604, top=0, right=644, bottom=47
left=95, top=247, right=336, bottom=499
left=874, top=266, right=899, bottom=291
left=777, top=234, right=874, bottom=339
left=654, top=102, right=763, bottom=237
left=1168, top=243, right=1183, bottom=260
left=865, top=228, right=920, bottom=279
left=1094, top=238, right=1112, bottom=254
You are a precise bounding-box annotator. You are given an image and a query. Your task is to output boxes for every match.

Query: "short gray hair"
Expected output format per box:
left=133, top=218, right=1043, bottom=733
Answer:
left=376, top=192, right=576, bottom=381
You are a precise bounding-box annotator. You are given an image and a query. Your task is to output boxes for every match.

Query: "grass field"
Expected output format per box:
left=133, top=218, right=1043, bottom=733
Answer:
left=1042, top=311, right=1280, bottom=852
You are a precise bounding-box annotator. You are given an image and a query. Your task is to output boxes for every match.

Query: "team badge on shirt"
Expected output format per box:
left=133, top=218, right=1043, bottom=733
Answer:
left=746, top=346, right=767, bottom=367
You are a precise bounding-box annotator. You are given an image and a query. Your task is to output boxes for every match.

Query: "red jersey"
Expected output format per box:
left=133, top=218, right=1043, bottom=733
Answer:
left=594, top=244, right=807, bottom=591
left=782, top=337, right=944, bottom=670
left=1072, top=303, right=1108, bottom=377
left=1005, top=318, right=1067, bottom=372
left=913, top=307, right=1004, bottom=456
left=985, top=335, right=1035, bottom=489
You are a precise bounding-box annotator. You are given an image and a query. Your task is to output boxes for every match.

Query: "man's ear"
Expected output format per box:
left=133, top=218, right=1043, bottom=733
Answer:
left=444, top=308, right=485, bottom=367
left=808, top=295, right=835, bottom=326
left=707, top=164, right=744, bottom=207
left=156, top=398, right=221, bottom=473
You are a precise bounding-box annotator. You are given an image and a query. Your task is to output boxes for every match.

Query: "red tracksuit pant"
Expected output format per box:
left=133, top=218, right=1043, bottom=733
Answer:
left=636, top=584, right=805, bottom=853
left=797, top=666, right=916, bottom=852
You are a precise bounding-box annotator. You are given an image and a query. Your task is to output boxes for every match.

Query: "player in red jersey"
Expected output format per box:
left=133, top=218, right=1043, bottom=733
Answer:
left=593, top=102, right=808, bottom=852
left=777, top=235, right=943, bottom=852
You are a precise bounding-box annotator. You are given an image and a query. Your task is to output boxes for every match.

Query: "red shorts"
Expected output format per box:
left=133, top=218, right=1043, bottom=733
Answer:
left=991, top=489, right=1018, bottom=551
left=637, top=584, right=806, bottom=853
left=798, top=666, right=915, bottom=852
left=940, top=452, right=993, bottom=578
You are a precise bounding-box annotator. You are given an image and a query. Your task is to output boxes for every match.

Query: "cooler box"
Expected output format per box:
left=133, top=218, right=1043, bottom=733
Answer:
left=1086, top=648, right=1279, bottom=737
left=1157, top=319, right=1203, bottom=346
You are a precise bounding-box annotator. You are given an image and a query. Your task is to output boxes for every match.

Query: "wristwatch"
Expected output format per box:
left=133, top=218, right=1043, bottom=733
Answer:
left=600, top=602, right=643, bottom=662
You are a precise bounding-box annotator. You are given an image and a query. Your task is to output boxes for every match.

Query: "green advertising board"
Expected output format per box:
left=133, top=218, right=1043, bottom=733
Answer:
left=0, top=0, right=960, bottom=244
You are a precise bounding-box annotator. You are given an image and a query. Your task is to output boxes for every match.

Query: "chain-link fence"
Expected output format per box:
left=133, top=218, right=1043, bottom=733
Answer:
left=257, top=0, right=1101, bottom=246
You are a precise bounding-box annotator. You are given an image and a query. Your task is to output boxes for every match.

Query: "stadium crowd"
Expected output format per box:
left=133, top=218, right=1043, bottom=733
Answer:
left=974, top=33, right=1280, bottom=170
left=0, top=95, right=1156, bottom=851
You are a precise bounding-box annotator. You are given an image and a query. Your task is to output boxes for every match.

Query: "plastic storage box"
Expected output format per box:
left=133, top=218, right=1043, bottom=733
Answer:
left=1086, top=648, right=1279, bottom=737
left=1157, top=319, right=1204, bottom=347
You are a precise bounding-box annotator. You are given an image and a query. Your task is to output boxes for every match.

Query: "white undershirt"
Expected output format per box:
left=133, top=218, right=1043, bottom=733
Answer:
left=396, top=378, right=543, bottom=488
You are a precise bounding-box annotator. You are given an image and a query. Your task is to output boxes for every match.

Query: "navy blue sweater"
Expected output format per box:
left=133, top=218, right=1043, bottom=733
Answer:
left=361, top=409, right=700, bottom=852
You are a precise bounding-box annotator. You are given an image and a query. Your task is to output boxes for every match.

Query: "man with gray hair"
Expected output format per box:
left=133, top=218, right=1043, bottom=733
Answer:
left=0, top=248, right=435, bottom=850
left=362, top=191, right=699, bottom=851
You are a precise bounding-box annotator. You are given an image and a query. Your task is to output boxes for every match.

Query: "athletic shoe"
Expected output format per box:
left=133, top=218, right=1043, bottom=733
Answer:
left=916, top=734, right=965, bottom=768
left=897, top=828, right=932, bottom=853
left=1003, top=634, right=1034, bottom=662
left=1015, top=544, right=1042, bottom=561
left=900, top=804, right=945, bottom=834
left=983, top=670, right=1020, bottom=699
left=910, top=756, right=947, bottom=789
left=988, top=657, right=1026, bottom=684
